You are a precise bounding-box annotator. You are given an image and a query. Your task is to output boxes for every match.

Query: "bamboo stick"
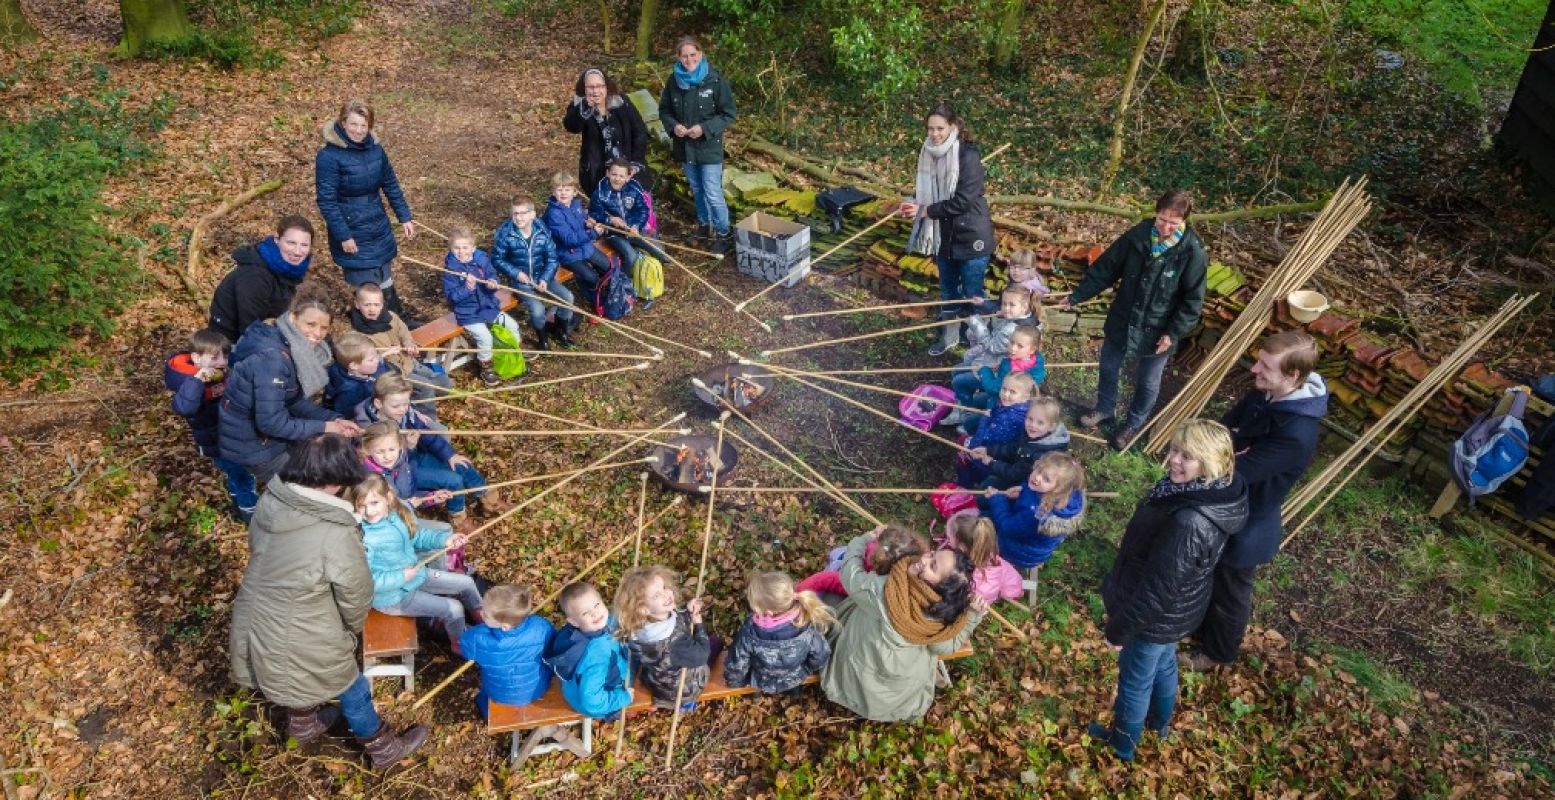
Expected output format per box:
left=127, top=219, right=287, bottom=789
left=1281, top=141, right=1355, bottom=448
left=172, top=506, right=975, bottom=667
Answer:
left=700, top=485, right=1119, bottom=498
left=415, top=426, right=681, bottom=437
left=599, top=223, right=725, bottom=260
left=718, top=425, right=880, bottom=526
left=752, top=368, right=979, bottom=455
left=735, top=211, right=900, bottom=312
left=758, top=363, right=989, bottom=415
left=782, top=298, right=980, bottom=321
left=795, top=362, right=1099, bottom=375
left=440, top=458, right=658, bottom=497
left=413, top=221, right=450, bottom=241
left=642, top=237, right=773, bottom=332
left=435, top=361, right=653, bottom=399
left=390, top=345, right=658, bottom=361
left=758, top=313, right=997, bottom=358
left=617, top=471, right=652, bottom=759
left=402, top=376, right=678, bottom=449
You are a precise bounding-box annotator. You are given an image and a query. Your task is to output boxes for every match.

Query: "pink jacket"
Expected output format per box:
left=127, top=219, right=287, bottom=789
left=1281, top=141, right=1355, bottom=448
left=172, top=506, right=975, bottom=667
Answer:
left=795, top=540, right=879, bottom=597
left=940, top=512, right=1025, bottom=604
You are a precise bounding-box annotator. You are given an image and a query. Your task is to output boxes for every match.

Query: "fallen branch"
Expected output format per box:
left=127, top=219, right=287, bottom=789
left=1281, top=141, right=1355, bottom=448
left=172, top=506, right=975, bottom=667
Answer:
left=1100, top=0, right=1169, bottom=195
left=187, top=178, right=284, bottom=280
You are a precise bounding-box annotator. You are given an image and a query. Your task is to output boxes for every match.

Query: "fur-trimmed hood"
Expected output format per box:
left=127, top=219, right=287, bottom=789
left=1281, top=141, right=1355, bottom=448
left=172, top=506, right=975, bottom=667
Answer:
left=320, top=119, right=378, bottom=150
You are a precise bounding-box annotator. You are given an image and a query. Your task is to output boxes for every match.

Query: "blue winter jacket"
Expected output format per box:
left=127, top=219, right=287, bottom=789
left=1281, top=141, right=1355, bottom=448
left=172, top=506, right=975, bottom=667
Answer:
left=355, top=400, right=456, bottom=465
left=542, top=196, right=599, bottom=264
left=461, top=616, right=555, bottom=715
left=977, top=354, right=1048, bottom=395
left=219, top=322, right=338, bottom=467
left=314, top=122, right=412, bottom=272
left=983, top=486, right=1085, bottom=569
left=589, top=177, right=651, bottom=232
left=977, top=425, right=1072, bottom=489
left=325, top=360, right=392, bottom=415
left=1219, top=374, right=1329, bottom=568
left=365, top=450, right=418, bottom=504
left=164, top=351, right=223, bottom=454
left=968, top=401, right=1029, bottom=450
left=359, top=513, right=450, bottom=609
left=441, top=250, right=503, bottom=326
left=492, top=219, right=559, bottom=288
left=542, top=618, right=633, bottom=718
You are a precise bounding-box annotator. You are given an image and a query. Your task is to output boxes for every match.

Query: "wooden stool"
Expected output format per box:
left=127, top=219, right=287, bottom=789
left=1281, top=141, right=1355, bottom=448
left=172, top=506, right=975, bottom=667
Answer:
left=362, top=611, right=418, bottom=693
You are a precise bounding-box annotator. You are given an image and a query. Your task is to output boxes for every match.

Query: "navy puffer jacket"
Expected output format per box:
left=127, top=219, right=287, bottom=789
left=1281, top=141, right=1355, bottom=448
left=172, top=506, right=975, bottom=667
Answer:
left=219, top=322, right=338, bottom=467
left=440, top=250, right=503, bottom=326
left=314, top=121, right=413, bottom=272
left=460, top=616, right=555, bottom=710
left=543, top=196, right=599, bottom=264
left=491, top=219, right=559, bottom=288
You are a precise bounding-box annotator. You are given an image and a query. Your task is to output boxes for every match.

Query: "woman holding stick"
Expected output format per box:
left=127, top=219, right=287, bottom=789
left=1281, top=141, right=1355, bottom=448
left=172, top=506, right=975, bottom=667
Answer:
left=900, top=103, right=996, bottom=357
left=822, top=526, right=986, bottom=722
left=564, top=67, right=654, bottom=196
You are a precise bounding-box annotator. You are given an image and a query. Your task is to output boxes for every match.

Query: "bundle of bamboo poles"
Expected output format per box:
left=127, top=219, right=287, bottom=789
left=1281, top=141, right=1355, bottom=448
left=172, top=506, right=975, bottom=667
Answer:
left=1279, top=293, right=1538, bottom=543
left=1138, top=178, right=1373, bottom=454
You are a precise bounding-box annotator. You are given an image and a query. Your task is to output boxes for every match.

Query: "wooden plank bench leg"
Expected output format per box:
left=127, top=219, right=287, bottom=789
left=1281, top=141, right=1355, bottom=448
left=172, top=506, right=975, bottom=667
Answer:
left=1023, top=566, right=1040, bottom=607
left=511, top=720, right=593, bottom=766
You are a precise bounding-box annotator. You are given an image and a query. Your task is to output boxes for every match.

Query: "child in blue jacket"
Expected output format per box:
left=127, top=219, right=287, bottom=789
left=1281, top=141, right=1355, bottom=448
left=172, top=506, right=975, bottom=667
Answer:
left=590, top=159, right=667, bottom=303
left=980, top=452, right=1086, bottom=571
left=950, top=325, right=1046, bottom=414
left=542, top=582, right=634, bottom=720
left=460, top=584, right=554, bottom=718
left=963, top=371, right=1037, bottom=442
left=164, top=329, right=257, bottom=522
left=492, top=201, right=576, bottom=349
left=961, top=397, right=1071, bottom=489
left=442, top=228, right=525, bottom=386
left=325, top=331, right=394, bottom=414
left=543, top=172, right=612, bottom=311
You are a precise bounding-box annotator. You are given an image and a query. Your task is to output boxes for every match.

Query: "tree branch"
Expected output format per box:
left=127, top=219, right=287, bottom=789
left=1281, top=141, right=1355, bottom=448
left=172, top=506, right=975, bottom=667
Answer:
left=187, top=178, right=284, bottom=281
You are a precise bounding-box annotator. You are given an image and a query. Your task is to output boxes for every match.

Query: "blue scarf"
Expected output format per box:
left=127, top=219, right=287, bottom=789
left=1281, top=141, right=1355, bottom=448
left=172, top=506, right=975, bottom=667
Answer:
left=673, top=59, right=710, bottom=90
left=256, top=236, right=310, bottom=280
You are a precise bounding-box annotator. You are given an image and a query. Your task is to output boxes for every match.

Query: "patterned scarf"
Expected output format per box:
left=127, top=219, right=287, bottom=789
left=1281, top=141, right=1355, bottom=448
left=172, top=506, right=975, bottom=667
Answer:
left=1147, top=473, right=1231, bottom=501
left=907, top=129, right=960, bottom=257
left=883, top=560, right=968, bottom=646
left=275, top=312, right=332, bottom=400
left=1150, top=226, right=1184, bottom=259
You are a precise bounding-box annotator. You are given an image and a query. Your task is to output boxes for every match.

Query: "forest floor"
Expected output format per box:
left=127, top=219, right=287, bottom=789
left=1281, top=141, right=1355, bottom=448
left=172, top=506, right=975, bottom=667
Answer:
left=1, top=0, right=1554, bottom=797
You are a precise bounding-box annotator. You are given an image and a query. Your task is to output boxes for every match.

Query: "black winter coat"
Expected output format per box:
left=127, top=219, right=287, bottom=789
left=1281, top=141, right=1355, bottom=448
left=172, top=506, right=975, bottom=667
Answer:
left=1069, top=220, right=1208, bottom=357
left=981, top=427, right=1072, bottom=488
left=207, top=245, right=302, bottom=343
left=1220, top=377, right=1328, bottom=568
left=1101, top=478, right=1248, bottom=645
left=723, top=617, right=831, bottom=694
left=658, top=66, right=736, bottom=165
left=563, top=95, right=654, bottom=196
left=219, top=322, right=338, bottom=468
left=924, top=142, right=995, bottom=262
left=626, top=609, right=711, bottom=709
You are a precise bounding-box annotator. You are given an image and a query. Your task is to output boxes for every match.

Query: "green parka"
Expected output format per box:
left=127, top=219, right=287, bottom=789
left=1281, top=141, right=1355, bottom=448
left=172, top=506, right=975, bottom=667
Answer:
left=1069, top=220, right=1208, bottom=358
left=229, top=480, right=373, bottom=708
left=658, top=65, right=736, bottom=165
left=821, top=534, right=983, bottom=722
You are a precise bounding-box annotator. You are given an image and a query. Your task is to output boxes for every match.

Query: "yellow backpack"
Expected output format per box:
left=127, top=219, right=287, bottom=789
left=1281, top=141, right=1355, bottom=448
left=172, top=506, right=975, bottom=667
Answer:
left=632, top=250, right=665, bottom=301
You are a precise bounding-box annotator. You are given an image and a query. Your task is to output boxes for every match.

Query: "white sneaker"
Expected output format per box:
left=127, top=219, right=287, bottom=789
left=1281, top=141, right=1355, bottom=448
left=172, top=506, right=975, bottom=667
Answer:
left=938, top=409, right=967, bottom=427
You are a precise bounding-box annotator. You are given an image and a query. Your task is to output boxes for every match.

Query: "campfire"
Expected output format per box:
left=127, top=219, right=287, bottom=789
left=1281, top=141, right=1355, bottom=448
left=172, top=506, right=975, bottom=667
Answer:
left=691, top=364, right=774, bottom=413
left=670, top=444, right=723, bottom=484
left=649, top=434, right=739, bottom=494
left=706, top=371, right=766, bottom=408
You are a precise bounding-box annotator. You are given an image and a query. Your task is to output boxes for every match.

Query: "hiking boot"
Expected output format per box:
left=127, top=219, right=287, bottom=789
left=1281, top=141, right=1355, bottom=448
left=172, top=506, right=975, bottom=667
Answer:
left=1110, top=426, right=1140, bottom=451
left=548, top=318, right=576, bottom=348
left=534, top=323, right=551, bottom=351
left=1180, top=650, right=1223, bottom=672
left=286, top=705, right=341, bottom=746
left=477, top=358, right=500, bottom=387
left=564, top=313, right=583, bottom=335
left=1079, top=410, right=1111, bottom=429
left=927, top=321, right=963, bottom=357
left=359, top=723, right=428, bottom=770
left=477, top=491, right=515, bottom=517
left=448, top=510, right=475, bottom=535
left=714, top=230, right=735, bottom=255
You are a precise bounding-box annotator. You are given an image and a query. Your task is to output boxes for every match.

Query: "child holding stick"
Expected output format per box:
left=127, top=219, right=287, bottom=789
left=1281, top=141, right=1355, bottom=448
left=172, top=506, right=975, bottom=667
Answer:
left=543, top=171, right=611, bottom=313
left=614, top=565, right=712, bottom=711
left=723, top=571, right=834, bottom=694
left=348, top=282, right=450, bottom=416
left=460, top=584, right=553, bottom=718
left=960, top=284, right=1038, bottom=373
left=794, top=525, right=928, bottom=598
left=590, top=158, right=667, bottom=305
left=960, top=396, right=1071, bottom=489
left=325, top=332, right=394, bottom=414
left=947, top=325, right=1046, bottom=421
left=441, top=227, right=525, bottom=386
left=493, top=200, right=577, bottom=349
left=980, top=452, right=1086, bottom=571
left=542, top=582, right=634, bottom=720
left=939, top=511, right=1024, bottom=605
left=959, top=371, right=1036, bottom=442
left=359, top=420, right=473, bottom=544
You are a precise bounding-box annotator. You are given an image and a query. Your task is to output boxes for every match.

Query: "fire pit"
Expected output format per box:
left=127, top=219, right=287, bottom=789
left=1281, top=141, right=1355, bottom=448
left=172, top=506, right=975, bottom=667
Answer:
left=649, top=434, right=739, bottom=494
left=690, top=363, right=774, bottom=413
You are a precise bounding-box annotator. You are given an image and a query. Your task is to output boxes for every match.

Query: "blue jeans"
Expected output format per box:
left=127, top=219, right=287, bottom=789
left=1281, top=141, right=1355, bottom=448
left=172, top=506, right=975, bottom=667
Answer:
left=683, top=161, right=730, bottom=233
left=1107, top=639, right=1178, bottom=759
left=936, top=254, right=993, bottom=318
left=207, top=452, right=259, bottom=516
left=951, top=371, right=986, bottom=409
left=564, top=249, right=612, bottom=308
left=411, top=451, right=485, bottom=513
left=518, top=284, right=574, bottom=332
left=1095, top=334, right=1170, bottom=430
left=335, top=673, right=382, bottom=738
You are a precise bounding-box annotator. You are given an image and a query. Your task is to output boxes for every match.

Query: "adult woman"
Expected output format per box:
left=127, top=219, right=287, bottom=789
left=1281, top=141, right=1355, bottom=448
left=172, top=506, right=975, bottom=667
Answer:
left=1089, top=419, right=1248, bottom=761
left=220, top=285, right=360, bottom=483
left=822, top=526, right=986, bottom=722
left=563, top=67, right=654, bottom=196
left=658, top=36, right=736, bottom=249
left=315, top=98, right=417, bottom=321
left=228, top=434, right=428, bottom=769
left=207, top=215, right=315, bottom=343
left=900, top=103, right=996, bottom=356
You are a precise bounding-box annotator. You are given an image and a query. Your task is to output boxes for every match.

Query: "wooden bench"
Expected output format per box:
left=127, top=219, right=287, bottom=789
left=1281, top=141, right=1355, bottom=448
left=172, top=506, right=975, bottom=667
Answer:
left=410, top=290, right=521, bottom=373
left=487, top=646, right=975, bottom=765
left=362, top=610, right=418, bottom=693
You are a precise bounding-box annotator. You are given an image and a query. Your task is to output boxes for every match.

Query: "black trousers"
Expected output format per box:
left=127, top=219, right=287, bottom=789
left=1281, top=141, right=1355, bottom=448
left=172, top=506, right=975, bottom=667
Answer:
left=1194, top=562, right=1256, bottom=663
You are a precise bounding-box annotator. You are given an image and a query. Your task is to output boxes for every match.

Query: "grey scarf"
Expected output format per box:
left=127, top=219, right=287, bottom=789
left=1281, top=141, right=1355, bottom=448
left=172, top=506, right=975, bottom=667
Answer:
left=276, top=312, right=332, bottom=400
left=908, top=129, right=960, bottom=257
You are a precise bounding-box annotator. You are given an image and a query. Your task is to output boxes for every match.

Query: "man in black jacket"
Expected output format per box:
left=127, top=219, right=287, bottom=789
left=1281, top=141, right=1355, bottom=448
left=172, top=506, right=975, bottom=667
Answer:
left=1186, top=331, right=1328, bottom=670
left=1062, top=190, right=1207, bottom=449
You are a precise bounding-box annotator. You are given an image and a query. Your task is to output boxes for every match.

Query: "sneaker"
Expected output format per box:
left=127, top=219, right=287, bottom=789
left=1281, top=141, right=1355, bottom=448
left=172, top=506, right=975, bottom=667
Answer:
left=639, top=298, right=655, bottom=311
left=1079, top=410, right=1111, bottom=429
left=937, top=409, right=968, bottom=427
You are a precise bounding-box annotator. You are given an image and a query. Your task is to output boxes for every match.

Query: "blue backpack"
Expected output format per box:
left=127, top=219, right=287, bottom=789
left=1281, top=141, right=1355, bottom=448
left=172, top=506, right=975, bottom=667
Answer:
left=1451, top=389, right=1531, bottom=505
left=595, top=256, right=635, bottom=321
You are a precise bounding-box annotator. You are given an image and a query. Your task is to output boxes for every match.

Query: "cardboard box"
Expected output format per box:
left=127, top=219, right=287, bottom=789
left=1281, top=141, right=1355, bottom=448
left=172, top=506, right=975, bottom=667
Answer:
left=734, top=212, right=811, bottom=288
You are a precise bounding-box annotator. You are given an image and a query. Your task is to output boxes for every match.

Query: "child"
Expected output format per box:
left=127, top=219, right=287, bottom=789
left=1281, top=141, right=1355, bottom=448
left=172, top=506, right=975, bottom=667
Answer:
left=958, top=371, right=1037, bottom=441
left=961, top=285, right=1038, bottom=374
left=950, top=325, right=1047, bottom=414
left=542, top=582, right=633, bottom=720
left=939, top=511, right=1024, bottom=605
left=441, top=227, right=526, bottom=386
left=360, top=420, right=484, bottom=545
left=613, top=566, right=712, bottom=711
left=980, top=452, right=1086, bottom=571
left=325, top=331, right=393, bottom=414
left=1006, top=247, right=1050, bottom=297
left=961, top=396, right=1071, bottom=489
left=542, top=172, right=612, bottom=312
left=347, top=282, right=451, bottom=416
left=460, top=584, right=554, bottom=718
left=164, top=329, right=256, bottom=522
left=492, top=200, right=576, bottom=350
left=590, top=158, right=666, bottom=296
left=724, top=571, right=834, bottom=694
left=793, top=524, right=929, bottom=598
left=351, top=474, right=481, bottom=654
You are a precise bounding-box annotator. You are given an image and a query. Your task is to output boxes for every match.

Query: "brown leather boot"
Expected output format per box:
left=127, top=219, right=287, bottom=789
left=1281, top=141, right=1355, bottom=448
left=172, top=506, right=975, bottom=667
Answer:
left=477, top=358, right=500, bottom=387
left=286, top=705, right=341, bottom=746
left=447, top=510, right=474, bottom=535
left=359, top=722, right=429, bottom=769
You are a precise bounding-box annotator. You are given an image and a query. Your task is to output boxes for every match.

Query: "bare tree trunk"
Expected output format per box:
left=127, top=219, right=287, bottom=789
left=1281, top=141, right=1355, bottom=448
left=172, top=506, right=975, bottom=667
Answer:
left=0, top=0, right=38, bottom=44
left=600, top=0, right=611, bottom=54
left=114, top=0, right=192, bottom=58
left=991, top=0, right=1025, bottom=70
left=1167, top=0, right=1214, bottom=82
left=1099, top=0, right=1168, bottom=196
left=634, top=0, right=658, bottom=63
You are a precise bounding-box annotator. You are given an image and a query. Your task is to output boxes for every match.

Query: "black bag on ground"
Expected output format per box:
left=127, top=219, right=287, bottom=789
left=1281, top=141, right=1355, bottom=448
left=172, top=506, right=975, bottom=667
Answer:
left=816, top=186, right=877, bottom=234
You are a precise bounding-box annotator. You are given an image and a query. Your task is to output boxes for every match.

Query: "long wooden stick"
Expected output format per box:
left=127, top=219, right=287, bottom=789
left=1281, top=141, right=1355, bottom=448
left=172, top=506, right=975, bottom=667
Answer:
left=412, top=221, right=450, bottom=241
left=645, top=238, right=773, bottom=333
left=701, top=486, right=1119, bottom=498
left=410, top=413, right=687, bottom=569
left=798, top=362, right=1099, bottom=375
left=758, top=314, right=996, bottom=358
left=436, top=361, right=653, bottom=399
left=665, top=411, right=730, bottom=766
left=414, top=495, right=684, bottom=711
left=757, top=364, right=988, bottom=415
left=599, top=223, right=725, bottom=261
left=616, top=471, right=653, bottom=759
left=402, top=376, right=680, bottom=449
left=755, top=368, right=978, bottom=455
left=782, top=298, right=979, bottom=321
left=414, top=426, right=680, bottom=437
left=441, top=458, right=657, bottom=497
left=390, top=345, right=657, bottom=361
left=734, top=211, right=899, bottom=312
left=717, top=425, right=879, bottom=527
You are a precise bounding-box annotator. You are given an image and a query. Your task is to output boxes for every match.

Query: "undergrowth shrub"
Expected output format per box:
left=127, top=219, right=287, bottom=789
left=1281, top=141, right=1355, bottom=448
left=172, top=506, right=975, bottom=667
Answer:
left=143, top=0, right=361, bottom=69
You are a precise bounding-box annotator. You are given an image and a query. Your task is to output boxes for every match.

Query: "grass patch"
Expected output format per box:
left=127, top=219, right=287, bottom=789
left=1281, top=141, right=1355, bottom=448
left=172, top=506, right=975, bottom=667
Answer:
left=1325, top=644, right=1418, bottom=713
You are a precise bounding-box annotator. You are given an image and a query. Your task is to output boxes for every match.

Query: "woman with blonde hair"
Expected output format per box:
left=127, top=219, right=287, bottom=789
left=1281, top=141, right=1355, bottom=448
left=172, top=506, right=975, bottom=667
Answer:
left=1088, top=419, right=1248, bottom=761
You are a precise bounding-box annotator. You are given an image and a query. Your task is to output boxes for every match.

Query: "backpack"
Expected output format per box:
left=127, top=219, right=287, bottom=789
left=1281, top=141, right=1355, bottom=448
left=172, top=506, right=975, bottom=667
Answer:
left=898, top=384, right=956, bottom=431
left=641, top=187, right=659, bottom=237
left=815, top=186, right=877, bottom=234
left=595, top=256, right=635, bottom=320
left=487, top=323, right=528, bottom=379
left=1451, top=389, right=1531, bottom=505
left=632, top=250, right=665, bottom=301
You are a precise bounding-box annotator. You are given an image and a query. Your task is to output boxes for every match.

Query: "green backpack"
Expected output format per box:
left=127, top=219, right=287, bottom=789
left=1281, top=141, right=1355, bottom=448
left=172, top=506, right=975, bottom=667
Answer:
left=487, top=323, right=528, bottom=379
left=632, top=250, right=665, bottom=301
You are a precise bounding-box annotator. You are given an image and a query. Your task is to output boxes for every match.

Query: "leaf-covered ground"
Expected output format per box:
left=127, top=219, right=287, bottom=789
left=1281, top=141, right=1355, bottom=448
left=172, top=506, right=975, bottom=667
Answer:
left=1, top=1, right=1553, bottom=797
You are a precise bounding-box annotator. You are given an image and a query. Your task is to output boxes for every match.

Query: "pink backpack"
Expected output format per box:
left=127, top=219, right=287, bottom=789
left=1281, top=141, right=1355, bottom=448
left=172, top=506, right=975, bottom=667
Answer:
left=899, top=384, right=955, bottom=430
left=931, top=482, right=979, bottom=518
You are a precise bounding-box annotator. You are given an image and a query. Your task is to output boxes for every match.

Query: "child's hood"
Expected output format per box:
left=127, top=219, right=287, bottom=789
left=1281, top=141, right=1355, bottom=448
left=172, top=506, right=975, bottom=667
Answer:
left=359, top=513, right=409, bottom=540
left=542, top=619, right=616, bottom=680
left=740, top=615, right=807, bottom=643
left=1031, top=423, right=1071, bottom=449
